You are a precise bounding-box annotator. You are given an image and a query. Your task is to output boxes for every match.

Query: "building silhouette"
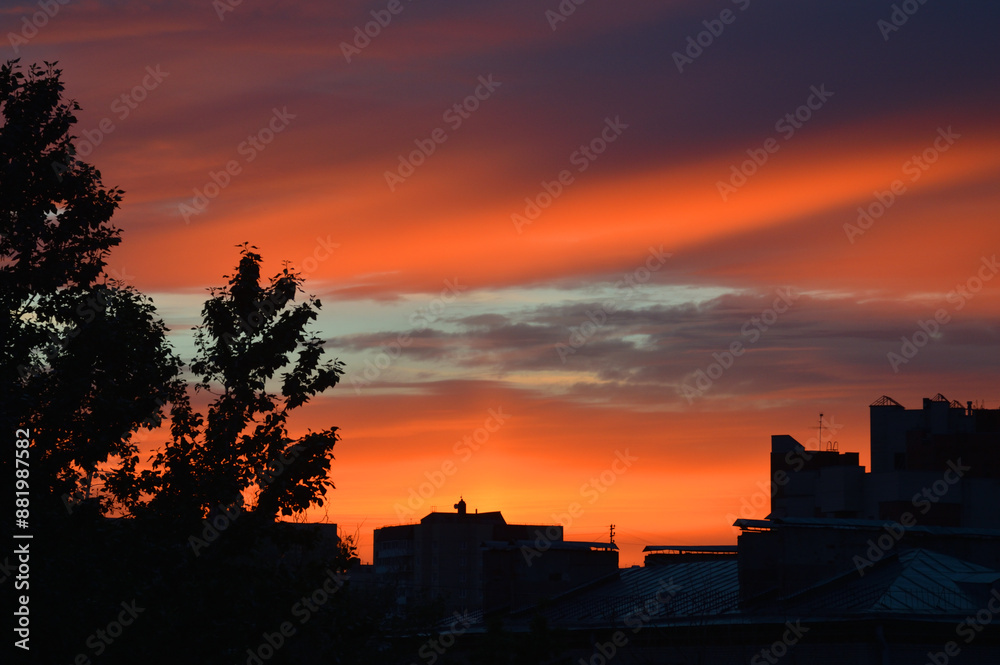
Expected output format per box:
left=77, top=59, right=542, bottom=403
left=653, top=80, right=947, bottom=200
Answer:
left=373, top=498, right=617, bottom=613
left=771, top=393, right=1000, bottom=526
left=434, top=395, right=1000, bottom=664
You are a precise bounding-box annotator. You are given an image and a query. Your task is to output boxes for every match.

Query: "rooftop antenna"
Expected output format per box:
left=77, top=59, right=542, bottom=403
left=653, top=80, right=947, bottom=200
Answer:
left=610, top=524, right=616, bottom=544
left=820, top=412, right=838, bottom=451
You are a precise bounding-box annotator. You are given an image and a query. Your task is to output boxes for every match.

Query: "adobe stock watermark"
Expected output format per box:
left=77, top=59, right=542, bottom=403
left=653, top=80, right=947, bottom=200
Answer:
left=393, top=407, right=509, bottom=519
left=414, top=611, right=474, bottom=665
left=672, top=0, right=751, bottom=73
left=544, top=0, right=590, bottom=31
left=384, top=74, right=501, bottom=191
left=14, top=262, right=148, bottom=387
left=887, top=255, right=998, bottom=373
left=340, top=0, right=417, bottom=63
left=555, top=246, right=672, bottom=363
left=63, top=599, right=145, bottom=663
left=521, top=450, right=637, bottom=566
left=577, top=578, right=682, bottom=665
left=716, top=85, right=833, bottom=201
left=511, top=116, right=628, bottom=233
left=223, top=236, right=340, bottom=341
left=845, top=126, right=960, bottom=243
left=877, top=0, right=932, bottom=41
left=187, top=499, right=243, bottom=556
left=178, top=106, right=295, bottom=223
left=50, top=65, right=170, bottom=181
left=7, top=0, right=71, bottom=54
left=348, top=278, right=467, bottom=394
left=749, top=621, right=810, bottom=665
left=213, top=0, right=247, bottom=21
left=853, top=459, right=969, bottom=576
left=287, top=235, right=341, bottom=280
left=189, top=431, right=319, bottom=557
left=680, top=287, right=800, bottom=403
left=926, top=588, right=1000, bottom=665
left=725, top=415, right=844, bottom=531
left=18, top=286, right=117, bottom=384
left=243, top=568, right=348, bottom=665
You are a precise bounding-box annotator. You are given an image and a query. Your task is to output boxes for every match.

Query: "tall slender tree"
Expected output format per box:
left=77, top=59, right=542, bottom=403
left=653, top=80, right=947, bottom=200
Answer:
left=143, top=245, right=344, bottom=523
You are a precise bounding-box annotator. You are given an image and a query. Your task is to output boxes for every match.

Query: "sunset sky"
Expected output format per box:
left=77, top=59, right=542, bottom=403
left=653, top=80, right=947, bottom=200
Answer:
left=12, top=0, right=1000, bottom=565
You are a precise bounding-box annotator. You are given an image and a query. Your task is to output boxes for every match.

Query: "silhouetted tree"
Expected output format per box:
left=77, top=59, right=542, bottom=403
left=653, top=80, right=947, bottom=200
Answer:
left=142, top=244, right=345, bottom=524
left=0, top=59, right=178, bottom=512
left=4, top=60, right=358, bottom=664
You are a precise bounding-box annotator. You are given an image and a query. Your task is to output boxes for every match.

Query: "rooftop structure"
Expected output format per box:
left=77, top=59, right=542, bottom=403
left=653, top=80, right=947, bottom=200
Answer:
left=373, top=499, right=617, bottom=612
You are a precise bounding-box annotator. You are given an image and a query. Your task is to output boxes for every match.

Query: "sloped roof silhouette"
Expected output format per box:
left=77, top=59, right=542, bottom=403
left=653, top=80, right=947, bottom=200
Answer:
left=777, top=548, right=1000, bottom=617
left=505, top=559, right=740, bottom=628
left=487, top=548, right=999, bottom=632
